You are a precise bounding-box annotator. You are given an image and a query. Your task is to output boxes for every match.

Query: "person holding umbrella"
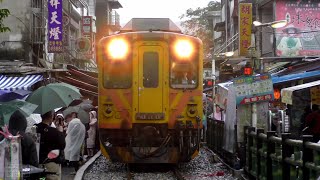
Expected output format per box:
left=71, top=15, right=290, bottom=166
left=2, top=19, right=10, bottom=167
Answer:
left=63, top=108, right=86, bottom=174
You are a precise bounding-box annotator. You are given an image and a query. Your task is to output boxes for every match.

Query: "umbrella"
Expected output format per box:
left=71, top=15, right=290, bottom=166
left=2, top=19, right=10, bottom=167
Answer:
left=0, top=89, right=31, bottom=102
left=63, top=106, right=89, bottom=124
left=26, top=83, right=82, bottom=115
left=0, top=99, right=38, bottom=126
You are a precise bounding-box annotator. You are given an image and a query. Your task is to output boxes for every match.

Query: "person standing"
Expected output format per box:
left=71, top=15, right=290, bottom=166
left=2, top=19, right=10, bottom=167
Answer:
left=36, top=110, right=66, bottom=180
left=305, top=105, right=320, bottom=142
left=64, top=110, right=86, bottom=174
left=86, top=110, right=97, bottom=157
left=8, top=110, right=39, bottom=167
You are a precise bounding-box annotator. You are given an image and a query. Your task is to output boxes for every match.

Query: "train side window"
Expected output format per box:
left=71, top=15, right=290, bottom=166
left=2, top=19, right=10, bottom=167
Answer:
left=143, top=52, right=159, bottom=88
left=103, top=60, right=132, bottom=89
left=170, top=62, right=198, bottom=89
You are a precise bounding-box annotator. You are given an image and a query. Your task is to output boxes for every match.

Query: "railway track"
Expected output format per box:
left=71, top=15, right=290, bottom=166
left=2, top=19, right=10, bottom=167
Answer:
left=80, top=148, right=237, bottom=180
left=172, top=166, right=186, bottom=180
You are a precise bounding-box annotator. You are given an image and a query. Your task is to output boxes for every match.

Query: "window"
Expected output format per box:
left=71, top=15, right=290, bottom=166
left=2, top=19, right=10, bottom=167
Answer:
left=170, top=61, right=198, bottom=89
left=103, top=61, right=132, bottom=89
left=143, top=52, right=159, bottom=88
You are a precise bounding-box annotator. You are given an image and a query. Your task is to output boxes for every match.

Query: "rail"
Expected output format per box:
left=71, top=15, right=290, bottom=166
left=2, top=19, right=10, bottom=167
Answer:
left=243, top=126, right=320, bottom=180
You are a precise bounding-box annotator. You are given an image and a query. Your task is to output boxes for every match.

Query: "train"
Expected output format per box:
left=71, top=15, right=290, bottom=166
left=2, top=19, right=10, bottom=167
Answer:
left=97, top=18, right=203, bottom=163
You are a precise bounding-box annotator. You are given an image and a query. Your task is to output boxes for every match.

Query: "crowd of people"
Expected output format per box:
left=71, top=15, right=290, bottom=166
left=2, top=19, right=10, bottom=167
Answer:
left=2, top=105, right=98, bottom=180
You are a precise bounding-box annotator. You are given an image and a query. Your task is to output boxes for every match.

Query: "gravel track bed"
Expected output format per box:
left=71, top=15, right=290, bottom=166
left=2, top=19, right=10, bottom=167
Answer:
left=83, top=148, right=238, bottom=180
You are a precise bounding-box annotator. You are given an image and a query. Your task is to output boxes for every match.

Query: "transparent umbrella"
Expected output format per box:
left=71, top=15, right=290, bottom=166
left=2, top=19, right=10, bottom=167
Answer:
left=63, top=106, right=89, bottom=124
left=0, top=99, right=38, bottom=126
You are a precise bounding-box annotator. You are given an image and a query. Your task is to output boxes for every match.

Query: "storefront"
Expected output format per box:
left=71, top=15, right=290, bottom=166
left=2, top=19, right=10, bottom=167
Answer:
left=0, top=74, right=43, bottom=102
left=281, top=80, right=320, bottom=137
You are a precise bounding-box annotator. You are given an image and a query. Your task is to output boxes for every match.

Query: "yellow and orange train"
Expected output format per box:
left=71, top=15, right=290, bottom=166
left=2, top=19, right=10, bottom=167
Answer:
left=97, top=18, right=203, bottom=163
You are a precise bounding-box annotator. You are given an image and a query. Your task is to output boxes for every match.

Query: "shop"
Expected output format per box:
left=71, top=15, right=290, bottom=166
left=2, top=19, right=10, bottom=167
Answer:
left=281, top=80, right=320, bottom=137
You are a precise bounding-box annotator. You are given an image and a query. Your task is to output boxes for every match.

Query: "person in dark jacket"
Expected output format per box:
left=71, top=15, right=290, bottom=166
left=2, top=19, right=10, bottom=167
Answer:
left=36, top=110, right=65, bottom=180
left=8, top=110, right=39, bottom=167
left=305, top=105, right=320, bottom=142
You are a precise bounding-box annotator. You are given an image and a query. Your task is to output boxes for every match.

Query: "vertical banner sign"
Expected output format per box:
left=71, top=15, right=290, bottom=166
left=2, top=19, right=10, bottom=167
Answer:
left=81, top=16, right=93, bottom=58
left=276, top=0, right=320, bottom=57
left=82, top=16, right=92, bottom=35
left=239, top=3, right=252, bottom=56
left=48, top=0, right=63, bottom=53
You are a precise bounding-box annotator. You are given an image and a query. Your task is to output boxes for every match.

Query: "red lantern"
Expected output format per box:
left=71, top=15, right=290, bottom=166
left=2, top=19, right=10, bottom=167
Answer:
left=274, top=89, right=281, bottom=100
left=207, top=80, right=213, bottom=86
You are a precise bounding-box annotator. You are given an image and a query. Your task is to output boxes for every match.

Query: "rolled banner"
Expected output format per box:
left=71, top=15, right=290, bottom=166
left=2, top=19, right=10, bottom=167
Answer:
left=4, top=136, right=22, bottom=180
left=0, top=139, right=6, bottom=180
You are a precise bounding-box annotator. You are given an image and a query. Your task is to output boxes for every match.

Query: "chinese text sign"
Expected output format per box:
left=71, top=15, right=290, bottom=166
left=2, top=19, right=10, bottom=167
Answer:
left=48, top=0, right=63, bottom=53
left=233, top=74, right=274, bottom=105
left=239, top=3, right=252, bottom=56
left=276, top=0, right=320, bottom=56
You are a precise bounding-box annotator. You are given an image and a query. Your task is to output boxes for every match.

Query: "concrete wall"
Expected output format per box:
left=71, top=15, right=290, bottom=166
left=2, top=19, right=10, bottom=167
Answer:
left=0, top=0, right=32, bottom=62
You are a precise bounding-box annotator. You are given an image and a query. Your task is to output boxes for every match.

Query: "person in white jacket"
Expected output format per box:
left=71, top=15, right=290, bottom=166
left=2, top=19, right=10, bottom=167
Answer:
left=86, top=110, right=97, bottom=157
left=64, top=111, right=86, bottom=173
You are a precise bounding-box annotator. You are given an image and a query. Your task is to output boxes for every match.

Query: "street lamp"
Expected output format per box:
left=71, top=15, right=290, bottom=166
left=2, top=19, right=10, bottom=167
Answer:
left=253, top=19, right=287, bottom=29
left=249, top=19, right=287, bottom=129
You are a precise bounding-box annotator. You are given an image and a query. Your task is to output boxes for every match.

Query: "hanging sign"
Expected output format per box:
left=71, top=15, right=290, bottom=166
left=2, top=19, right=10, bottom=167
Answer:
left=239, top=3, right=252, bottom=56
left=48, top=0, right=63, bottom=53
left=234, top=74, right=274, bottom=105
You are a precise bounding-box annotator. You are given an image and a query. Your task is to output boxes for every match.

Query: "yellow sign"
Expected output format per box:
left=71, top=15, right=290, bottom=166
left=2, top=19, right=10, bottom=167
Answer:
left=239, top=3, right=252, bottom=56
left=311, top=86, right=320, bottom=105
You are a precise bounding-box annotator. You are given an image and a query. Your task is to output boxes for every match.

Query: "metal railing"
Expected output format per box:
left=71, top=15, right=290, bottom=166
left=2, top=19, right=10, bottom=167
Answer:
left=244, top=126, right=320, bottom=180
left=213, top=32, right=239, bottom=55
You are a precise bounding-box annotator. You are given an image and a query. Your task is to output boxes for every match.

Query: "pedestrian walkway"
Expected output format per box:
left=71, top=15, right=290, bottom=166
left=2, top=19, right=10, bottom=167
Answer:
left=62, top=165, right=75, bottom=180
left=62, top=155, right=91, bottom=180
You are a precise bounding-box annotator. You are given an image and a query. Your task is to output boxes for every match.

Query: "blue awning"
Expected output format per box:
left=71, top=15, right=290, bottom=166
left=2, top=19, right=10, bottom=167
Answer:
left=0, top=75, right=43, bottom=91
left=272, top=70, right=320, bottom=84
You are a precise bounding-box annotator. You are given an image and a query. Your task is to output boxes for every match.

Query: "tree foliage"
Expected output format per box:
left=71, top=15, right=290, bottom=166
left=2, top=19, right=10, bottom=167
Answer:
left=0, top=0, right=10, bottom=32
left=180, top=1, right=221, bottom=60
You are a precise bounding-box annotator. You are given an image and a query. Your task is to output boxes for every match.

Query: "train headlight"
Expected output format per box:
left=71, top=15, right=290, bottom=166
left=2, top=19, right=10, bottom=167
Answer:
left=174, top=40, right=193, bottom=59
left=107, top=38, right=129, bottom=60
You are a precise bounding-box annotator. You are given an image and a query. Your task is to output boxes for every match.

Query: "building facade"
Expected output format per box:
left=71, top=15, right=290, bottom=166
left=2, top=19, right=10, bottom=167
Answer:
left=0, top=0, right=123, bottom=73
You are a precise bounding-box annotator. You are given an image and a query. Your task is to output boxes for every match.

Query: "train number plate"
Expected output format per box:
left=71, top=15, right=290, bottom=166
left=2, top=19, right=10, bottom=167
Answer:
left=136, top=113, right=165, bottom=120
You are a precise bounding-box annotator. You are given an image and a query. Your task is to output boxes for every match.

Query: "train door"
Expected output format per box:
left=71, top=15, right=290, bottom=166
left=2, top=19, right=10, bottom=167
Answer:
left=137, top=46, right=164, bottom=118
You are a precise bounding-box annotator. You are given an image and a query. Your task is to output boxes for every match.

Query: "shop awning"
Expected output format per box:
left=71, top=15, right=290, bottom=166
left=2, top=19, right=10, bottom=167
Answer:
left=272, top=70, right=320, bottom=84
left=0, top=74, right=43, bottom=91
left=281, top=80, right=320, bottom=105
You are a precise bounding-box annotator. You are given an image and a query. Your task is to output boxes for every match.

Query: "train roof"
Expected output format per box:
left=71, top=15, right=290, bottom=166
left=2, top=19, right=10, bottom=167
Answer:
left=120, top=18, right=182, bottom=33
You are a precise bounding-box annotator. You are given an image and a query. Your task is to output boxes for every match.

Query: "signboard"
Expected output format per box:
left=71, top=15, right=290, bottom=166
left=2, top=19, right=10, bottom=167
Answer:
left=215, top=82, right=232, bottom=110
left=48, top=0, right=63, bottom=53
left=311, top=86, right=320, bottom=105
left=82, top=16, right=92, bottom=35
left=239, top=3, right=252, bottom=56
left=234, top=74, right=274, bottom=105
left=81, top=16, right=94, bottom=59
left=276, top=0, right=320, bottom=56
left=203, top=69, right=212, bottom=80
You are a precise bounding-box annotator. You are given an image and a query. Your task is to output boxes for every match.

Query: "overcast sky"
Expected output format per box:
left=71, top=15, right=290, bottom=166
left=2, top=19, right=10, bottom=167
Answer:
left=117, top=0, right=212, bottom=26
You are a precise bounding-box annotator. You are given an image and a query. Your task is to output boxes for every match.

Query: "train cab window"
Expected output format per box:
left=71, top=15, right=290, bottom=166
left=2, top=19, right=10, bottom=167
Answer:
left=143, top=52, right=159, bottom=88
left=103, top=61, right=132, bottom=89
left=170, top=62, right=198, bottom=89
